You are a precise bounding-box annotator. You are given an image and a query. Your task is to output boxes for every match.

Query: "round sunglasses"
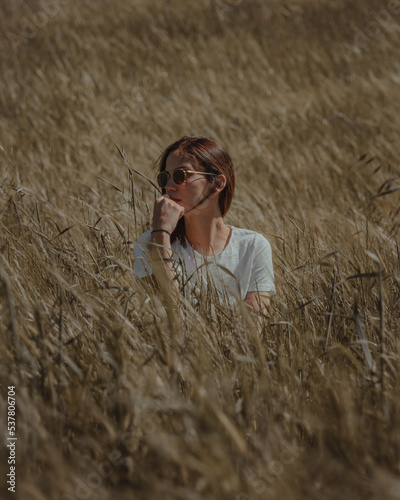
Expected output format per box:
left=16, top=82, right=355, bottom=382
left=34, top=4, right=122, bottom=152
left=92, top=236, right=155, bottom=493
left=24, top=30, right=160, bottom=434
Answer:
left=157, top=168, right=216, bottom=188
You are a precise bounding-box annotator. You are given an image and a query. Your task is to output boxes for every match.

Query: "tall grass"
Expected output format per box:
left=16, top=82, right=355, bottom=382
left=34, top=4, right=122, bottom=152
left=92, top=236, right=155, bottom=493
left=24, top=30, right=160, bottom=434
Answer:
left=1, top=0, right=400, bottom=498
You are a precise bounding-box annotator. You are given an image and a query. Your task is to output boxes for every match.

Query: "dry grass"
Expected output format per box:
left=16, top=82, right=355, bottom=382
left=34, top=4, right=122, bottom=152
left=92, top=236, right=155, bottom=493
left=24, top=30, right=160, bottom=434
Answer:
left=1, top=0, right=400, bottom=498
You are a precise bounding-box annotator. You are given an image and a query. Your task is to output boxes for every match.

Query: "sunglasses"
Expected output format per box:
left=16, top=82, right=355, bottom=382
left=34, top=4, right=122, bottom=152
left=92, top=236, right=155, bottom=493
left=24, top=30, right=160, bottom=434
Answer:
left=157, top=168, right=216, bottom=188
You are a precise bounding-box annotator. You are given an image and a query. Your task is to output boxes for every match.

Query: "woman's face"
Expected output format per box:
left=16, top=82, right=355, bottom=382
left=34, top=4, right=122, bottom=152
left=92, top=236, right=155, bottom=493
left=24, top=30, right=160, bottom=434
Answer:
left=164, top=150, right=217, bottom=214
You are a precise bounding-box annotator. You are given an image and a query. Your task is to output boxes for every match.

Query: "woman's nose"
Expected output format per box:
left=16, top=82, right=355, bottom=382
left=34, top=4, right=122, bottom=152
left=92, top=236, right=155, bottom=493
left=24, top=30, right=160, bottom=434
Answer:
left=165, top=176, right=177, bottom=191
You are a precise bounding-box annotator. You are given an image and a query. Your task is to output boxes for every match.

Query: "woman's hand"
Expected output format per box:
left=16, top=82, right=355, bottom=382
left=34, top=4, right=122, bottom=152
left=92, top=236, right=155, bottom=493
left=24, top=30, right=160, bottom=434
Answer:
left=244, top=291, right=271, bottom=334
left=153, top=194, right=184, bottom=234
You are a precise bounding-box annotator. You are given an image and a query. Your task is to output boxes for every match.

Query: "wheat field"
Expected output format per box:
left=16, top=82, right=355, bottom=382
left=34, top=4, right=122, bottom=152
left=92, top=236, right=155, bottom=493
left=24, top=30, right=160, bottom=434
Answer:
left=1, top=0, right=400, bottom=498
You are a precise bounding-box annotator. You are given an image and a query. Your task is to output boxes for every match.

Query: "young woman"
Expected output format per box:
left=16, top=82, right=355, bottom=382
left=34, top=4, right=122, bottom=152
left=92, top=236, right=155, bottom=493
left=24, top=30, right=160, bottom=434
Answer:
left=133, top=136, right=275, bottom=319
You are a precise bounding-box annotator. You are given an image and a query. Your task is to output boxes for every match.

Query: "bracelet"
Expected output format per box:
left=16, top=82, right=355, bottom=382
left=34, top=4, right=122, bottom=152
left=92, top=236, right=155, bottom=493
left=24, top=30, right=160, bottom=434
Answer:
left=151, top=229, right=171, bottom=236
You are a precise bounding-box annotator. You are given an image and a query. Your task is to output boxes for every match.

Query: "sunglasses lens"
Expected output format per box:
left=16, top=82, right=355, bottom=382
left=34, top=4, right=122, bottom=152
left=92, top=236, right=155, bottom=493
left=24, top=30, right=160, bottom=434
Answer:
left=157, top=169, right=188, bottom=188
left=173, top=169, right=186, bottom=185
left=157, top=172, right=168, bottom=188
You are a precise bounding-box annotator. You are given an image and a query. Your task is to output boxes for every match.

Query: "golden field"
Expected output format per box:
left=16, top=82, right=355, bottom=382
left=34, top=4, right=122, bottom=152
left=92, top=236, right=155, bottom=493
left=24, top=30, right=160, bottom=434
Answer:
left=1, top=0, right=400, bottom=498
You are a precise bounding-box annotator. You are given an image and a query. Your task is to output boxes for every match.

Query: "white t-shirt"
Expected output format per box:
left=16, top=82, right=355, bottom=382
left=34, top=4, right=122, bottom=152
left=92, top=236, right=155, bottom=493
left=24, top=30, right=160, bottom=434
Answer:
left=133, top=226, right=276, bottom=304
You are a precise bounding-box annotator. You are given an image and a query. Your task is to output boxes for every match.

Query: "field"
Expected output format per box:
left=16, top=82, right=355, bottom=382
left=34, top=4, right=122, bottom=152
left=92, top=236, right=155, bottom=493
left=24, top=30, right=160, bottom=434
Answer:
left=1, top=0, right=400, bottom=498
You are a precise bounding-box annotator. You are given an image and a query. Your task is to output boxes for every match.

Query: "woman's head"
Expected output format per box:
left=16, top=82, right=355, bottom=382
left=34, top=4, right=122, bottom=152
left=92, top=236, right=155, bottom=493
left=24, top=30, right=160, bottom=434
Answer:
left=157, top=136, right=235, bottom=217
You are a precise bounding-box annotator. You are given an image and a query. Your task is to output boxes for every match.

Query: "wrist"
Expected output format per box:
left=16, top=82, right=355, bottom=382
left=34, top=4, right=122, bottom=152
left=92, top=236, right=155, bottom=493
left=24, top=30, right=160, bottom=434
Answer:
left=151, top=229, right=172, bottom=260
left=151, top=228, right=171, bottom=236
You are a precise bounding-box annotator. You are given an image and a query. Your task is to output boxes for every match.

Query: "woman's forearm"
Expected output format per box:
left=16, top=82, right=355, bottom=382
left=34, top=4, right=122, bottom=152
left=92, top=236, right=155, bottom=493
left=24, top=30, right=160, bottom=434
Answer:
left=150, top=231, right=180, bottom=290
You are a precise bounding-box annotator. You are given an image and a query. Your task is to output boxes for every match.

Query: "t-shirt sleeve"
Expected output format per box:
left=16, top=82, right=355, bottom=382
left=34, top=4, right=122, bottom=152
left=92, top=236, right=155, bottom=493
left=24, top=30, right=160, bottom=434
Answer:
left=248, top=234, right=276, bottom=295
left=133, top=230, right=153, bottom=279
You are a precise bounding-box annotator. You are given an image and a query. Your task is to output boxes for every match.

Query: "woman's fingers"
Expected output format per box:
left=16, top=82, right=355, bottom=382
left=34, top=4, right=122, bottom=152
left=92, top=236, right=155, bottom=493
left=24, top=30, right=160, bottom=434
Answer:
left=153, top=195, right=184, bottom=233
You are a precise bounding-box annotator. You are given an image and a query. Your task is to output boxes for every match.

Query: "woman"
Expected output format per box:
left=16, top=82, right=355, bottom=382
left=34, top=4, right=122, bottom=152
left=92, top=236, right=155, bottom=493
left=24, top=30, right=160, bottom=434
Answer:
left=133, top=136, right=275, bottom=319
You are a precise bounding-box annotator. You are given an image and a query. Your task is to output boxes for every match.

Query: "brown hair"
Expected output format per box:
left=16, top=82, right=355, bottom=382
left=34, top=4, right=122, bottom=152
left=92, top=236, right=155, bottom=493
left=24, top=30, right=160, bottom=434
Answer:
left=157, top=136, right=235, bottom=246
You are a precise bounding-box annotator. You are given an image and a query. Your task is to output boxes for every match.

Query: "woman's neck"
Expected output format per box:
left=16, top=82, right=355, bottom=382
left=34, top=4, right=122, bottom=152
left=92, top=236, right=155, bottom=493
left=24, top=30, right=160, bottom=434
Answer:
left=184, top=216, right=231, bottom=256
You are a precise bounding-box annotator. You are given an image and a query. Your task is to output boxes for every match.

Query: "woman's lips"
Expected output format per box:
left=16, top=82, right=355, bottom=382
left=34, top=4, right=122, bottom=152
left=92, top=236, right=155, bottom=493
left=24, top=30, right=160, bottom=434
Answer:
left=170, top=197, right=181, bottom=202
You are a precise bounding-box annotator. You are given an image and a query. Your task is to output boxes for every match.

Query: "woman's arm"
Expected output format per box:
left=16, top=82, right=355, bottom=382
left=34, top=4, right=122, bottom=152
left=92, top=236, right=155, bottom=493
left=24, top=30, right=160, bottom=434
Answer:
left=244, top=291, right=271, bottom=327
left=140, top=194, right=184, bottom=291
left=147, top=230, right=180, bottom=291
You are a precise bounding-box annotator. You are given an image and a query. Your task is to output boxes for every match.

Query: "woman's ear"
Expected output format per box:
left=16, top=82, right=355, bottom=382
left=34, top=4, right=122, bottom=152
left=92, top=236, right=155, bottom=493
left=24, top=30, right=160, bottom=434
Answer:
left=214, top=174, right=227, bottom=193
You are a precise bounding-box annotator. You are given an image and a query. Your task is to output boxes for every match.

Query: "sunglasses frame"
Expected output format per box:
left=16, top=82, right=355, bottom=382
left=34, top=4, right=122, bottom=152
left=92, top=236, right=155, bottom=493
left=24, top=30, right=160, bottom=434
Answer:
left=157, top=168, right=216, bottom=188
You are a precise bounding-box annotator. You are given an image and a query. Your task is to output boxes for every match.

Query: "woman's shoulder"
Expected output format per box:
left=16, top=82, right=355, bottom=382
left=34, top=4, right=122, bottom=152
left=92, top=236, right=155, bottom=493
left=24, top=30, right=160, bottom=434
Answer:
left=230, top=226, right=271, bottom=247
